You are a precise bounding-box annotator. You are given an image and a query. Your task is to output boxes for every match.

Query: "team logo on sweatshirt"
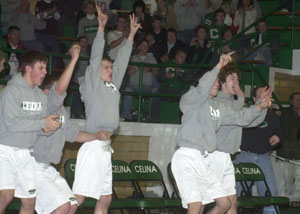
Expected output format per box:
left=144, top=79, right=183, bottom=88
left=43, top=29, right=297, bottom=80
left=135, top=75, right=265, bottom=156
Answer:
left=21, top=101, right=42, bottom=115
left=209, top=106, right=220, bottom=120
left=104, top=81, right=119, bottom=94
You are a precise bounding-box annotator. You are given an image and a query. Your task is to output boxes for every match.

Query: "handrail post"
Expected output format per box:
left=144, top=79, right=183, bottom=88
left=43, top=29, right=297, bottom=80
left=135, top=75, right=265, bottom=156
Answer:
left=48, top=55, right=53, bottom=75
left=292, top=0, right=295, bottom=49
left=137, top=64, right=144, bottom=122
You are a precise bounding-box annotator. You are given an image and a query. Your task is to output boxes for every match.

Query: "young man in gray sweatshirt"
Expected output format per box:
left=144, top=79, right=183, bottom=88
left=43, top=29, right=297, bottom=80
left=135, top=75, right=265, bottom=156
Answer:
left=206, top=67, right=273, bottom=214
left=32, top=77, right=111, bottom=214
left=72, top=6, right=141, bottom=214
left=0, top=50, right=67, bottom=214
left=172, top=53, right=272, bottom=214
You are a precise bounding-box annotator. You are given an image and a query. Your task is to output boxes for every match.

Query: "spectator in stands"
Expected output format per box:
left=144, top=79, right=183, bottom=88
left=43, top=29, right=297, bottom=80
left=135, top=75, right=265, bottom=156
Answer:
left=57, top=0, right=81, bottom=36
left=187, top=24, right=211, bottom=64
left=153, top=0, right=178, bottom=30
left=1, top=0, right=22, bottom=35
left=277, top=92, right=300, bottom=201
left=107, top=15, right=129, bottom=60
left=152, top=49, right=194, bottom=122
left=152, top=15, right=167, bottom=46
left=64, top=36, right=89, bottom=118
left=233, top=0, right=257, bottom=35
left=143, top=0, right=157, bottom=16
left=207, top=8, right=229, bottom=44
left=211, top=27, right=244, bottom=64
left=202, top=0, right=222, bottom=15
left=11, top=0, right=45, bottom=52
left=235, top=85, right=281, bottom=214
left=145, top=32, right=161, bottom=62
left=159, top=28, right=189, bottom=63
left=174, top=0, right=203, bottom=45
left=77, top=0, right=98, bottom=56
left=279, top=0, right=293, bottom=12
left=231, top=0, right=261, bottom=18
left=35, top=0, right=62, bottom=68
left=121, top=39, right=159, bottom=121
left=5, top=26, right=26, bottom=80
left=0, top=50, right=5, bottom=74
left=132, top=0, right=153, bottom=34
left=245, top=19, right=280, bottom=66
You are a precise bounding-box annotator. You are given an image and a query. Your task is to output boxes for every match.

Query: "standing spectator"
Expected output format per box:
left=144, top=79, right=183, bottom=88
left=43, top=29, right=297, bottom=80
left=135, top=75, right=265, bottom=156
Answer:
left=152, top=49, right=193, bottom=122
left=159, top=28, right=189, bottom=63
left=121, top=39, right=159, bottom=121
left=235, top=86, right=282, bottom=214
left=11, top=0, right=45, bottom=52
left=57, top=0, right=81, bottom=36
left=207, top=8, right=228, bottom=44
left=233, top=0, right=257, bottom=35
left=202, top=0, right=222, bottom=15
left=174, top=0, right=203, bottom=45
left=187, top=24, right=211, bottom=64
left=35, top=0, right=62, bottom=68
left=0, top=0, right=22, bottom=35
left=145, top=32, right=161, bottom=62
left=152, top=15, right=167, bottom=46
left=5, top=26, right=26, bottom=80
left=77, top=0, right=98, bottom=56
left=245, top=19, right=280, bottom=66
left=133, top=0, right=153, bottom=34
left=153, top=0, right=178, bottom=30
left=106, top=15, right=129, bottom=60
left=277, top=92, right=300, bottom=201
left=231, top=0, right=261, bottom=18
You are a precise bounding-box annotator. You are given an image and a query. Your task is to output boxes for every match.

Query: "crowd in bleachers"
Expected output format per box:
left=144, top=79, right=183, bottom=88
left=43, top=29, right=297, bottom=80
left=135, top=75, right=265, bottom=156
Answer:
left=0, top=0, right=288, bottom=121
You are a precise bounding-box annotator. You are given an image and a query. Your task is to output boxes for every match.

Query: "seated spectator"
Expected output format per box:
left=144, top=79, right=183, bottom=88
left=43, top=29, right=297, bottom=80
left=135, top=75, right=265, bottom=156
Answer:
left=174, top=0, right=203, bottom=45
left=159, top=28, right=189, bottom=63
left=1, top=0, right=22, bottom=35
left=77, top=0, right=98, bottom=55
left=153, top=0, right=178, bottom=30
left=143, top=0, right=157, bottom=16
left=133, top=0, right=153, bottom=35
left=231, top=0, right=261, bottom=18
left=145, top=32, right=161, bottom=61
left=245, top=19, right=280, bottom=66
left=152, top=49, right=194, bottom=122
left=207, top=8, right=229, bottom=44
left=95, top=0, right=117, bottom=27
left=4, top=26, right=26, bottom=80
left=121, top=39, right=159, bottom=121
left=220, top=3, right=234, bottom=28
left=64, top=36, right=89, bottom=118
left=233, top=0, right=257, bottom=35
left=152, top=15, right=167, bottom=46
left=11, top=0, right=45, bottom=52
left=187, top=25, right=211, bottom=64
left=107, top=15, right=129, bottom=60
left=210, top=27, right=244, bottom=63
left=35, top=0, right=62, bottom=68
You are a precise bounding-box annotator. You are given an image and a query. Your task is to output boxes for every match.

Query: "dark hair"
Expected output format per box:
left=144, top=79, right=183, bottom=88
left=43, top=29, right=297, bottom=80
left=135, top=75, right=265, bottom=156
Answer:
left=194, top=24, right=208, bottom=34
left=152, top=15, right=162, bottom=22
left=237, top=0, right=254, bottom=9
left=133, top=0, right=146, bottom=12
left=144, top=31, right=155, bottom=39
left=218, top=63, right=241, bottom=88
left=117, top=14, right=128, bottom=21
left=102, top=55, right=113, bottom=63
left=138, top=38, right=149, bottom=47
left=8, top=26, right=20, bottom=34
left=214, top=8, right=225, bottom=20
left=78, top=36, right=87, bottom=42
left=19, top=51, right=48, bottom=75
left=222, top=27, right=234, bottom=38
left=40, top=73, right=60, bottom=90
left=167, top=28, right=177, bottom=36
left=82, top=0, right=95, bottom=10
left=289, top=92, right=300, bottom=102
left=176, top=49, right=187, bottom=56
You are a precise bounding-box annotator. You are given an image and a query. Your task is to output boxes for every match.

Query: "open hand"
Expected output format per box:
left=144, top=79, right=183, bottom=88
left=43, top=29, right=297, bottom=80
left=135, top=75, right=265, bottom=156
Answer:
left=128, top=13, right=142, bottom=41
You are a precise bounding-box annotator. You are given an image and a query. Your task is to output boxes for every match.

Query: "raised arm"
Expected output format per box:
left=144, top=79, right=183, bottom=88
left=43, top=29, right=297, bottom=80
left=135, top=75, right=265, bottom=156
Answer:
left=112, top=13, right=141, bottom=89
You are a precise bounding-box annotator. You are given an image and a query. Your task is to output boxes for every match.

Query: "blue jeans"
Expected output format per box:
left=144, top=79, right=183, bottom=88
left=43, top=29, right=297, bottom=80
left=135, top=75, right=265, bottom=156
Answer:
left=246, top=45, right=273, bottom=66
left=121, top=83, right=158, bottom=120
left=235, top=151, right=278, bottom=214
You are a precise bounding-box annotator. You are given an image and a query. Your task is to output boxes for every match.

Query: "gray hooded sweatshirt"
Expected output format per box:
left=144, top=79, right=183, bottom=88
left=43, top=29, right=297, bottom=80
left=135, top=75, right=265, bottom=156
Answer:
left=32, top=106, right=79, bottom=165
left=79, top=32, right=133, bottom=133
left=215, top=91, right=267, bottom=153
left=0, top=73, right=65, bottom=148
left=176, top=67, right=266, bottom=154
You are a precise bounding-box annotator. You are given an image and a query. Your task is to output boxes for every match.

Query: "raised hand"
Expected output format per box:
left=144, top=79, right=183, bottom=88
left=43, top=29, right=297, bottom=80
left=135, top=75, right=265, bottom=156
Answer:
left=259, top=86, right=272, bottom=101
left=96, top=5, right=108, bottom=32
left=257, top=96, right=273, bottom=111
left=128, top=13, right=142, bottom=42
left=69, top=43, right=81, bottom=61
left=216, top=51, right=235, bottom=70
